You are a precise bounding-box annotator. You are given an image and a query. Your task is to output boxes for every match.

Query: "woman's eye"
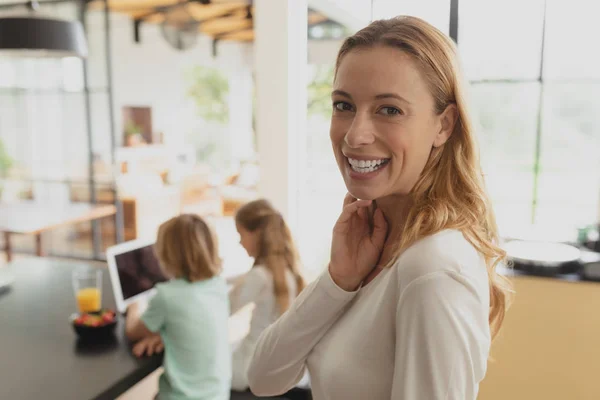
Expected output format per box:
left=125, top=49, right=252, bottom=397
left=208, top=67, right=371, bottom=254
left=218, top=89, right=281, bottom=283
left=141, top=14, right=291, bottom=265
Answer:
left=333, top=101, right=353, bottom=112
left=379, top=106, right=402, bottom=116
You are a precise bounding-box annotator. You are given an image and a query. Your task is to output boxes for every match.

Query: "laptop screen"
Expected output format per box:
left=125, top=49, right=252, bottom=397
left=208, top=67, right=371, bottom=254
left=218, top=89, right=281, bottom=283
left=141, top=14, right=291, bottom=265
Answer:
left=114, top=244, right=168, bottom=301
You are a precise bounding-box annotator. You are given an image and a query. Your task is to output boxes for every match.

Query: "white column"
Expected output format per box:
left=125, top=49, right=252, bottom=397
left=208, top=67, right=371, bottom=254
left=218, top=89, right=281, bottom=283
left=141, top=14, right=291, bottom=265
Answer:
left=254, top=0, right=307, bottom=230
left=227, top=46, right=255, bottom=164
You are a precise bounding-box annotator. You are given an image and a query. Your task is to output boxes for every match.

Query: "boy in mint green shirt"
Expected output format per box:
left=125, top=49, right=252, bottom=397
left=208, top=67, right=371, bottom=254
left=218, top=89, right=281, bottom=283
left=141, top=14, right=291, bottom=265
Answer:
left=126, top=215, right=231, bottom=400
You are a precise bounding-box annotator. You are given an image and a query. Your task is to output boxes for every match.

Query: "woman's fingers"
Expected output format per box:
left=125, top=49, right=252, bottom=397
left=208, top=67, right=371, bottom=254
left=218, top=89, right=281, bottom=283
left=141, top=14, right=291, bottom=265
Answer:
left=342, top=192, right=356, bottom=208
left=342, top=198, right=372, bottom=219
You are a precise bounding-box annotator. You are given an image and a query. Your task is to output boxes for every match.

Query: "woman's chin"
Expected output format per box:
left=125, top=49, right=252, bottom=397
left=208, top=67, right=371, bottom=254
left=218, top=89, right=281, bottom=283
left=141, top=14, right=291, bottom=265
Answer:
left=346, top=187, right=380, bottom=201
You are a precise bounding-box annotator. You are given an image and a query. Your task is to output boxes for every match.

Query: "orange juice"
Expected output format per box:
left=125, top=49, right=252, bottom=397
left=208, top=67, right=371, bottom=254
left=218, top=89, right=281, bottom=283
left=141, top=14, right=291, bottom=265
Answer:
left=76, top=288, right=101, bottom=312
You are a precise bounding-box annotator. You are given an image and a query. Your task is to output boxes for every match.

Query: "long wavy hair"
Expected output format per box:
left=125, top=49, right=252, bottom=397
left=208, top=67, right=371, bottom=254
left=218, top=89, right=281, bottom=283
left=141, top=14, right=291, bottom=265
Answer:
left=335, top=16, right=513, bottom=339
left=235, top=199, right=306, bottom=314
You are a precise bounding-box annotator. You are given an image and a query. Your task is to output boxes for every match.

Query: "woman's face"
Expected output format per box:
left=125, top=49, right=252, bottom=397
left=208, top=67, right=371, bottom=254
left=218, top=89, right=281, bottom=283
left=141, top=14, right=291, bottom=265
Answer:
left=236, top=223, right=259, bottom=258
left=330, top=46, right=455, bottom=201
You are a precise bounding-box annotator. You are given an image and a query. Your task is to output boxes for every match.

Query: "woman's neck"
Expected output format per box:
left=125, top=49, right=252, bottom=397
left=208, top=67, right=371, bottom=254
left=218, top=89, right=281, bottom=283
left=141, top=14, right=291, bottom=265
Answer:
left=374, top=194, right=412, bottom=265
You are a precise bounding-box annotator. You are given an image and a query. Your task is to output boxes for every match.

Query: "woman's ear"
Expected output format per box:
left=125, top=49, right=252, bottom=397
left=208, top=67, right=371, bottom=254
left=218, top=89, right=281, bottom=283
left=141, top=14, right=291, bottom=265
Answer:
left=433, top=104, right=457, bottom=148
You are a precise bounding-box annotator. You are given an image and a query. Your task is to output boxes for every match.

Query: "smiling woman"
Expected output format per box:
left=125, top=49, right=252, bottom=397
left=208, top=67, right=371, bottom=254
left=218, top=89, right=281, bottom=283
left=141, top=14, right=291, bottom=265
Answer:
left=247, top=16, right=511, bottom=400
left=330, top=46, right=456, bottom=200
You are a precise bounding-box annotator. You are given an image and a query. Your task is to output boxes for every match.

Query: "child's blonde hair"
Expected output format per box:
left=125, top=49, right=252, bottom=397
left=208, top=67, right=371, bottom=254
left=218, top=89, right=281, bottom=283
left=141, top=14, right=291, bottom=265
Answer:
left=235, top=199, right=306, bottom=314
left=155, top=214, right=221, bottom=281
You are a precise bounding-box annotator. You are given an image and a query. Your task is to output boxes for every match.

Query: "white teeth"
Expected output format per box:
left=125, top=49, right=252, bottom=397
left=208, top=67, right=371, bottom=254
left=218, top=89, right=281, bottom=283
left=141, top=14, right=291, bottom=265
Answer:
left=347, top=157, right=389, bottom=174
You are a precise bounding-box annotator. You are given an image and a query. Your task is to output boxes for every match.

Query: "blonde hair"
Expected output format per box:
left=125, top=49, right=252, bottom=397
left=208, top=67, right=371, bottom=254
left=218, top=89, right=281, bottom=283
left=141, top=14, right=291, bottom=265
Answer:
left=335, top=16, right=513, bottom=339
left=235, top=199, right=306, bottom=314
left=155, top=214, right=221, bottom=282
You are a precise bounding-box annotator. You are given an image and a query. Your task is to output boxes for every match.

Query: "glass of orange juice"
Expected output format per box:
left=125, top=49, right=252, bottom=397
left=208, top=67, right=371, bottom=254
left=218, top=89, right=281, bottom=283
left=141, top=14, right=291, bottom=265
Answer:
left=72, top=268, right=102, bottom=313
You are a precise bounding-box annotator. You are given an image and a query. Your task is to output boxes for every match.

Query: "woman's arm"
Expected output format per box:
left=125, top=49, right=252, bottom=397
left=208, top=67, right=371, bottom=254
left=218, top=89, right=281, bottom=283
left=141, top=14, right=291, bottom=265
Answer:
left=229, top=267, right=269, bottom=315
left=391, top=271, right=490, bottom=399
left=247, top=268, right=358, bottom=396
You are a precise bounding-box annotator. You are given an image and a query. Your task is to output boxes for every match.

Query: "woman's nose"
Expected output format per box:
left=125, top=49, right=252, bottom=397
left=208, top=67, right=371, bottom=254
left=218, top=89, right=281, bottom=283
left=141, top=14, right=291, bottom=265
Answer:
left=344, top=114, right=376, bottom=148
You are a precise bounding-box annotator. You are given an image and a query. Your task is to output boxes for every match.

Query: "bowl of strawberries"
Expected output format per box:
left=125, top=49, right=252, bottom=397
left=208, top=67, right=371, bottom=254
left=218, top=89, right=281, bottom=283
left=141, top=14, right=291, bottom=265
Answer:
left=71, top=309, right=117, bottom=341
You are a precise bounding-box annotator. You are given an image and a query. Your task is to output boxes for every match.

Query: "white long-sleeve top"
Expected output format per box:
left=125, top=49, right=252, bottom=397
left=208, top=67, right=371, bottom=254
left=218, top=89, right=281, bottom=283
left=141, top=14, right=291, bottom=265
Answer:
left=247, top=230, right=491, bottom=400
left=229, top=265, right=298, bottom=390
left=229, top=265, right=298, bottom=343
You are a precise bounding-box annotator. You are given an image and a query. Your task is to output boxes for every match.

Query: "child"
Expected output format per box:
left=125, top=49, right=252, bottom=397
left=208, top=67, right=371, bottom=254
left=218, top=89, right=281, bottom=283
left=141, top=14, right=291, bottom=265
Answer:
left=126, top=214, right=231, bottom=400
left=229, top=199, right=306, bottom=391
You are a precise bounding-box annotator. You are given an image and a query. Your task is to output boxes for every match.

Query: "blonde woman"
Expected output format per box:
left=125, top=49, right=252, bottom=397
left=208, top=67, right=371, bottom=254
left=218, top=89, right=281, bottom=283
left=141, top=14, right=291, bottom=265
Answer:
left=248, top=16, right=512, bottom=400
left=229, top=199, right=306, bottom=391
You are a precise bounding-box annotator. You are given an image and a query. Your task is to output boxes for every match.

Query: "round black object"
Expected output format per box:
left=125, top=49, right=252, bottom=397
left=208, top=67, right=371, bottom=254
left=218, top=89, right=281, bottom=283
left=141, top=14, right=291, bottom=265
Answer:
left=71, top=312, right=117, bottom=342
left=504, top=240, right=581, bottom=276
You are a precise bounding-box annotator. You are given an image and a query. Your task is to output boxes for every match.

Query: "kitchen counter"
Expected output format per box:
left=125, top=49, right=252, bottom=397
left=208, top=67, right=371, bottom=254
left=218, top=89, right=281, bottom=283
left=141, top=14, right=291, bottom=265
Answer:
left=479, top=271, right=600, bottom=400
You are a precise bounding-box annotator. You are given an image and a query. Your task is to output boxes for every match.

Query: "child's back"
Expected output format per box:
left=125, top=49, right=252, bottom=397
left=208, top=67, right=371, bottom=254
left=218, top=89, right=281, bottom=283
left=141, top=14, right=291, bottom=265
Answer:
left=126, top=214, right=232, bottom=400
left=143, top=277, right=230, bottom=400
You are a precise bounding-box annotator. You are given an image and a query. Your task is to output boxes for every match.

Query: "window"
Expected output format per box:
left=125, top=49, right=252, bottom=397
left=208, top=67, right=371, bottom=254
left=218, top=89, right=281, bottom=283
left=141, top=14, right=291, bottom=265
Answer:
left=459, top=0, right=544, bottom=81
left=543, top=1, right=600, bottom=80
left=470, top=83, right=539, bottom=234
left=536, top=84, right=600, bottom=227
left=298, top=64, right=344, bottom=277
left=372, top=0, right=451, bottom=33
left=459, top=0, right=600, bottom=236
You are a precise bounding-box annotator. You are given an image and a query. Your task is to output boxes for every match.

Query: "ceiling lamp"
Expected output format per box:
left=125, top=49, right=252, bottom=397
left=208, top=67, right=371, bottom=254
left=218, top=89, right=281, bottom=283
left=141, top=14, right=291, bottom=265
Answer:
left=0, top=1, right=87, bottom=58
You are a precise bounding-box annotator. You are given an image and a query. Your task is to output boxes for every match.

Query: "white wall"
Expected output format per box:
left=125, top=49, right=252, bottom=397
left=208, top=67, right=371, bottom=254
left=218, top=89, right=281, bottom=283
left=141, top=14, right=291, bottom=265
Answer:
left=85, top=11, right=254, bottom=167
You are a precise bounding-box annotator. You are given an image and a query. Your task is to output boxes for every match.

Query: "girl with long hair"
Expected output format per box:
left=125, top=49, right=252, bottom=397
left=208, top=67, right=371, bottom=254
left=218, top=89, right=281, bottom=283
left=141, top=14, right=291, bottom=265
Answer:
left=230, top=199, right=306, bottom=391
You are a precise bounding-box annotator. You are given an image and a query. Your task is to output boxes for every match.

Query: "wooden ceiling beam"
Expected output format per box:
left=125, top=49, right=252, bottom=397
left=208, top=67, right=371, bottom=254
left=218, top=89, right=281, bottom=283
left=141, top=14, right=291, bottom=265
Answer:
left=89, top=0, right=332, bottom=43
left=219, top=29, right=254, bottom=41
left=201, top=15, right=251, bottom=35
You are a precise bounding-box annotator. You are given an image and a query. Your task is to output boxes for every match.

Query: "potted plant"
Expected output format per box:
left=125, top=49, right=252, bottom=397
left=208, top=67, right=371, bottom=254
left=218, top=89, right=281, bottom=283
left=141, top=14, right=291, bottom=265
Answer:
left=0, top=138, right=13, bottom=198
left=124, top=120, right=145, bottom=147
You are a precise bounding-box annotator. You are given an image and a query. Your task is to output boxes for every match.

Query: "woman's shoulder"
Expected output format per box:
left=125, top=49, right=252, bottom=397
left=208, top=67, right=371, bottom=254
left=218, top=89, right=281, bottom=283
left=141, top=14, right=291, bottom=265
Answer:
left=391, top=230, right=488, bottom=296
left=244, top=265, right=273, bottom=284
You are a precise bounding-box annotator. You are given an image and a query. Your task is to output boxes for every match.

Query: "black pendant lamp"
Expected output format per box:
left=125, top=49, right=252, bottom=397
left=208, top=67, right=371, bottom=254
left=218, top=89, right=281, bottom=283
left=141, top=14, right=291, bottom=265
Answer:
left=0, top=1, right=87, bottom=58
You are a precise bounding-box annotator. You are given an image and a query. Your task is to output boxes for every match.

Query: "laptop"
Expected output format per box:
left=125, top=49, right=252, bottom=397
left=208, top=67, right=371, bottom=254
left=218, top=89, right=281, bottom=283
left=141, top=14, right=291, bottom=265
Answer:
left=106, top=238, right=169, bottom=313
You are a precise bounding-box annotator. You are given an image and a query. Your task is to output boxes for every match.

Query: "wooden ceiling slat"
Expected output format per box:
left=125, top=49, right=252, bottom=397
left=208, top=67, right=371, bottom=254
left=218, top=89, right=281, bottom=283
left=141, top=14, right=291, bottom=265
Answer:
left=106, top=0, right=180, bottom=10
left=89, top=0, right=330, bottom=43
left=187, top=3, right=248, bottom=21
left=220, top=29, right=254, bottom=42
left=308, top=12, right=328, bottom=25
left=201, top=16, right=252, bottom=35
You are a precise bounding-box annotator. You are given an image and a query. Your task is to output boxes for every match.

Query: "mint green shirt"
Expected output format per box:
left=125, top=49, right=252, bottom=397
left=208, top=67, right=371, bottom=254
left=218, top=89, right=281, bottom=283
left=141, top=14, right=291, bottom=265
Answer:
left=141, top=277, right=231, bottom=400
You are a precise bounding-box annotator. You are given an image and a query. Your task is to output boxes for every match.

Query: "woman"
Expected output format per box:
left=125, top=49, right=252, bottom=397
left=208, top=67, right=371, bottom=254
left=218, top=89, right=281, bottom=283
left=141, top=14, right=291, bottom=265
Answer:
left=229, top=199, right=306, bottom=391
left=247, top=16, right=512, bottom=400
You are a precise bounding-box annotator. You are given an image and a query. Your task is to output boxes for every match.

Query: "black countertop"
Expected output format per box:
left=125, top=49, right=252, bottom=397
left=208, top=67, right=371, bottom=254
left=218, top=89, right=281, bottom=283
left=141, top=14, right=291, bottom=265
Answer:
left=0, top=259, right=162, bottom=400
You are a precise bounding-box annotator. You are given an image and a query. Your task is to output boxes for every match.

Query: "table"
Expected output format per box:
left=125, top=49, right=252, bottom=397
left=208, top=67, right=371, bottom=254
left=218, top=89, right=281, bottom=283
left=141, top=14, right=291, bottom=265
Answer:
left=0, top=201, right=117, bottom=261
left=0, top=259, right=162, bottom=400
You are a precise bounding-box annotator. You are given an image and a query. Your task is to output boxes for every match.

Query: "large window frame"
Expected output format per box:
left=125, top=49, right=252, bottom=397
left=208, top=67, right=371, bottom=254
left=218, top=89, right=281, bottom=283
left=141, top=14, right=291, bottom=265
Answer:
left=452, top=0, right=600, bottom=233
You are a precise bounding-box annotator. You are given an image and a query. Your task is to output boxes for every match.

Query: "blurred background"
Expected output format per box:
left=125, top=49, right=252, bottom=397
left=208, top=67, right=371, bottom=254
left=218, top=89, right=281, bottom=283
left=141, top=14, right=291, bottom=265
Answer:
left=0, top=0, right=599, bottom=399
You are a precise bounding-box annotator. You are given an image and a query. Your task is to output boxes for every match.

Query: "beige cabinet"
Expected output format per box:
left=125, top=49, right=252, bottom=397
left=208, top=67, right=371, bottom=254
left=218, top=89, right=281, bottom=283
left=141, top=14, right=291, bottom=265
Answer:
left=479, top=276, right=600, bottom=400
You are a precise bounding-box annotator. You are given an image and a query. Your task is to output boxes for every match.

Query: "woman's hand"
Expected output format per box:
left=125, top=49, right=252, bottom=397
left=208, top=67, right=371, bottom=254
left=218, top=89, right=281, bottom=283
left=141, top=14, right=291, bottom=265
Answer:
left=132, top=334, right=164, bottom=358
left=329, top=193, right=388, bottom=291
